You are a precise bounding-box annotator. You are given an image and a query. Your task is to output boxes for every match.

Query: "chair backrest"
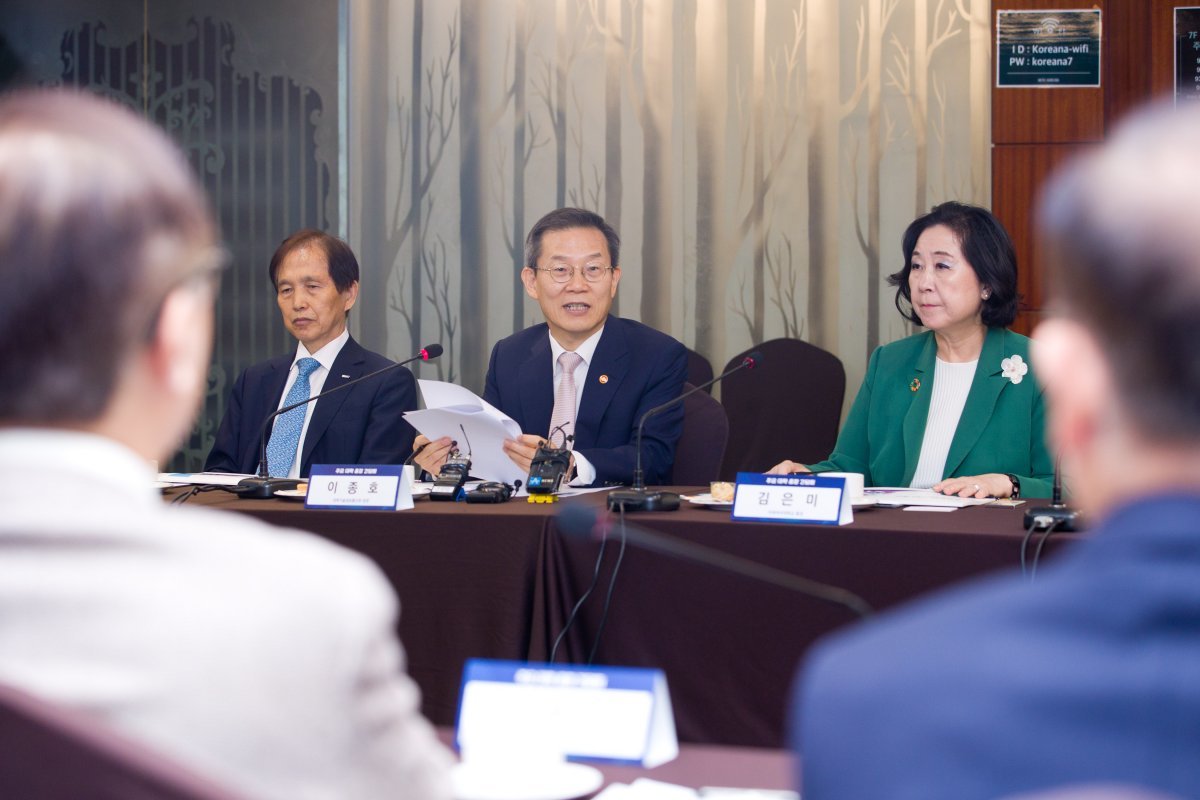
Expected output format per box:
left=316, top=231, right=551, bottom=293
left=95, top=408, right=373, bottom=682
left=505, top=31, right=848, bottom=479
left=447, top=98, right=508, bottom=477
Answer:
left=671, top=382, right=730, bottom=487
left=0, top=683, right=245, bottom=800
left=719, top=338, right=846, bottom=479
left=685, top=348, right=715, bottom=393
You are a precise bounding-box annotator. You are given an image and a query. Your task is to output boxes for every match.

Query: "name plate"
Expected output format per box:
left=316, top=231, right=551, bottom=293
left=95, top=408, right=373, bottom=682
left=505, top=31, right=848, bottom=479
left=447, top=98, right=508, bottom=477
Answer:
left=305, top=464, right=414, bottom=510
left=456, top=659, right=678, bottom=768
left=731, top=471, right=852, bottom=525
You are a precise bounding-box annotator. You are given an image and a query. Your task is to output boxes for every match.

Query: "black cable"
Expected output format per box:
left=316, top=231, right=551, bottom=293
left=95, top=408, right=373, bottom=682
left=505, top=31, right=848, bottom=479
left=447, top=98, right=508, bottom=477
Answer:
left=1020, top=517, right=1039, bottom=576
left=588, top=501, right=630, bottom=665
left=1030, top=519, right=1062, bottom=580
left=547, top=523, right=610, bottom=664
left=171, top=484, right=226, bottom=505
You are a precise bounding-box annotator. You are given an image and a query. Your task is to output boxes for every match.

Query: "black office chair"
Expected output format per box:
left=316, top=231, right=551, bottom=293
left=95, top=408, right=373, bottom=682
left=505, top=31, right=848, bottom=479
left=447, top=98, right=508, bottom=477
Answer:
left=0, top=682, right=246, bottom=800
left=685, top=348, right=715, bottom=393
left=719, top=337, right=846, bottom=479
left=670, top=382, right=729, bottom=487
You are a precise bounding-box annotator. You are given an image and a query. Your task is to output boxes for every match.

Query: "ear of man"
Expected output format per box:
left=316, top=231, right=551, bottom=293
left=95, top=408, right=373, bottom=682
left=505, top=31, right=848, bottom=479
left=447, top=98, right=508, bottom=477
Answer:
left=1032, top=317, right=1112, bottom=460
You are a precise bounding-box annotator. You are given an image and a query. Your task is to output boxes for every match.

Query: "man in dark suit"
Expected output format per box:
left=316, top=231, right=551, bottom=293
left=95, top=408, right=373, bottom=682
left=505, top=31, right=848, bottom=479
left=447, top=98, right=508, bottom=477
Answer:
left=792, top=103, right=1200, bottom=799
left=414, top=208, right=686, bottom=486
left=205, top=230, right=416, bottom=478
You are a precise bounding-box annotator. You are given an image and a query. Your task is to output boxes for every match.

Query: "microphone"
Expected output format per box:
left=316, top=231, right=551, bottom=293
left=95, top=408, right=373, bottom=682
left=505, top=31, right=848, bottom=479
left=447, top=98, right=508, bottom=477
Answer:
left=607, top=351, right=764, bottom=512
left=557, top=505, right=872, bottom=618
left=1023, top=454, right=1081, bottom=531
left=235, top=343, right=443, bottom=499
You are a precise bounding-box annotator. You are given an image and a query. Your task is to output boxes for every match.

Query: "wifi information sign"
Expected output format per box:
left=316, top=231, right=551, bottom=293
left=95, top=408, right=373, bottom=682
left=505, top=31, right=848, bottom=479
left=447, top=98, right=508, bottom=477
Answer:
left=996, top=9, right=1101, bottom=88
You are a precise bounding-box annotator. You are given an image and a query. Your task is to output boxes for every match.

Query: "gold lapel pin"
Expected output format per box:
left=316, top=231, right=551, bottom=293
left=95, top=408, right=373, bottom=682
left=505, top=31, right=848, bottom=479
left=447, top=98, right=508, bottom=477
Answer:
left=909, top=378, right=921, bottom=392
left=598, top=374, right=609, bottom=385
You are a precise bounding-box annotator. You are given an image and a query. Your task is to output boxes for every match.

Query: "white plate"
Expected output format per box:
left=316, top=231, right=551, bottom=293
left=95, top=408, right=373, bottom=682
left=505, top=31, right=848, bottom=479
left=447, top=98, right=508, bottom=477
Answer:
left=681, top=492, right=733, bottom=508
left=851, top=498, right=877, bottom=509
left=451, top=761, right=604, bottom=800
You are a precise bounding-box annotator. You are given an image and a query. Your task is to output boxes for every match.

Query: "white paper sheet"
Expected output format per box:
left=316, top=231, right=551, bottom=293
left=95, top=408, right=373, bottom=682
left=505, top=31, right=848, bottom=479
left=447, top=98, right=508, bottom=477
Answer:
left=158, top=472, right=254, bottom=487
left=405, top=380, right=527, bottom=484
left=865, top=488, right=995, bottom=508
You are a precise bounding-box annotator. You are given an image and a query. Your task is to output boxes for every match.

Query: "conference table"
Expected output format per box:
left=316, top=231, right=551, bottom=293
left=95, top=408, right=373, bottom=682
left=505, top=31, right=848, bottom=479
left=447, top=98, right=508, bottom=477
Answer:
left=184, top=486, right=1077, bottom=748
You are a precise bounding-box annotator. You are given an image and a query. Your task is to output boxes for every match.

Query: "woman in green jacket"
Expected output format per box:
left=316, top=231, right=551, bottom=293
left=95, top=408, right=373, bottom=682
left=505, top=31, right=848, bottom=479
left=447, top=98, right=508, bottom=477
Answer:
left=770, top=202, right=1054, bottom=499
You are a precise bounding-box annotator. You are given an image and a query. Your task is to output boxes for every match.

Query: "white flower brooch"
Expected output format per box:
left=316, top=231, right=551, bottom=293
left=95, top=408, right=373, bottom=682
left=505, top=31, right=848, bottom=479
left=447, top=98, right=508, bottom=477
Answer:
left=1001, top=354, right=1028, bottom=385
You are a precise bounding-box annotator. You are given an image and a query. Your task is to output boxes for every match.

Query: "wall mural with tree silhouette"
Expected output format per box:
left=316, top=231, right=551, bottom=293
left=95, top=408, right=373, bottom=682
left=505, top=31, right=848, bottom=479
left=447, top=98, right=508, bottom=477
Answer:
left=349, top=0, right=991, bottom=415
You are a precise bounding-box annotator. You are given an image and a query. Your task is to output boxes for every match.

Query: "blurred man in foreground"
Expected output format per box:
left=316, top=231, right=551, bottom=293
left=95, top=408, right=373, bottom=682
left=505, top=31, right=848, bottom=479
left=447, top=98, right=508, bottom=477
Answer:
left=0, top=89, right=449, bottom=799
left=793, top=101, right=1200, bottom=798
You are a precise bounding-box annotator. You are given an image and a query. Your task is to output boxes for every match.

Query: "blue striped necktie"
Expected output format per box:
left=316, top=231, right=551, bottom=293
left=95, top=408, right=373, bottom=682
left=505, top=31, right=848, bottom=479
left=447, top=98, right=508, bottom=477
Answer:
left=266, top=357, right=321, bottom=477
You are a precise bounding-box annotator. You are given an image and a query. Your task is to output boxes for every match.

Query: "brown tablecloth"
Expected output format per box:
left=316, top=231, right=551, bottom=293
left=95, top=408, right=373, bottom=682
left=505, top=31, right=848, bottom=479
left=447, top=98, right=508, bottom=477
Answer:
left=183, top=488, right=1077, bottom=747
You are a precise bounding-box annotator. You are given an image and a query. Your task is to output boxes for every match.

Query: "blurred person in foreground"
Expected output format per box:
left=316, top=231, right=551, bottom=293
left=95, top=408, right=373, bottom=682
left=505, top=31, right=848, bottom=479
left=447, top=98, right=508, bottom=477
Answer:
left=770, top=201, right=1053, bottom=499
left=0, top=88, right=450, bottom=799
left=792, top=101, right=1200, bottom=799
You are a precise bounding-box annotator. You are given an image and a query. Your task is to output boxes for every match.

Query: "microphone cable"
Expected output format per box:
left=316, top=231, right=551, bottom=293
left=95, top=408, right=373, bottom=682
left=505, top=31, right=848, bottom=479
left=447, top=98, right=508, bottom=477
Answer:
left=587, top=502, right=629, bottom=664
left=547, top=525, right=611, bottom=664
left=1030, top=519, right=1063, bottom=580
left=1021, top=516, right=1062, bottom=579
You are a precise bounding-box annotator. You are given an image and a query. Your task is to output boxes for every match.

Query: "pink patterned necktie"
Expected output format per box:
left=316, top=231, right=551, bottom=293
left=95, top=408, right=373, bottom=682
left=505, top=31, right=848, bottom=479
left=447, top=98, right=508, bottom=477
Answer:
left=548, top=351, right=584, bottom=449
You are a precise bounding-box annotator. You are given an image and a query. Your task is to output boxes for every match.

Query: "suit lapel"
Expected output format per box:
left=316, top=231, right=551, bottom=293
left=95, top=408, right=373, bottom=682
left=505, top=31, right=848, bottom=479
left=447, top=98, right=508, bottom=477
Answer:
left=942, top=327, right=1008, bottom=478
left=301, top=337, right=363, bottom=466
left=900, top=333, right=938, bottom=486
left=518, top=332, right=555, bottom=437
left=575, top=319, right=628, bottom=449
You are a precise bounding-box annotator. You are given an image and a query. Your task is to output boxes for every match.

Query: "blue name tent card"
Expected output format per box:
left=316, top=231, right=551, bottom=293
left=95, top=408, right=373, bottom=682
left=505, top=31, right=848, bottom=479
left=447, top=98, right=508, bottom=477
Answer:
left=305, top=464, right=414, bottom=510
left=731, top=472, right=853, bottom=525
left=455, top=659, right=678, bottom=768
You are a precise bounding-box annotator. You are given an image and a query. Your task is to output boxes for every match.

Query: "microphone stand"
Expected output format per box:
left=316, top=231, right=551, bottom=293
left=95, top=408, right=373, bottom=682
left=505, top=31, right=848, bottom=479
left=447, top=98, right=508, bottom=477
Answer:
left=235, top=344, right=442, bottom=499
left=1023, top=455, right=1081, bottom=531
left=607, top=353, right=762, bottom=513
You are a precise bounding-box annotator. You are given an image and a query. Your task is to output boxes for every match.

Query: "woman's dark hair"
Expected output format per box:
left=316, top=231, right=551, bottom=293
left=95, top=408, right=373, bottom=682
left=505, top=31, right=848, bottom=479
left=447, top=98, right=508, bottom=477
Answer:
left=268, top=229, right=359, bottom=293
left=887, top=201, right=1020, bottom=328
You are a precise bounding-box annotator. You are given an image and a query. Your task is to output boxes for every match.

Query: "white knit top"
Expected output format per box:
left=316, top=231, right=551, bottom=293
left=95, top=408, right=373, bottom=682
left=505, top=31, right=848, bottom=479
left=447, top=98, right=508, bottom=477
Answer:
left=909, top=358, right=978, bottom=489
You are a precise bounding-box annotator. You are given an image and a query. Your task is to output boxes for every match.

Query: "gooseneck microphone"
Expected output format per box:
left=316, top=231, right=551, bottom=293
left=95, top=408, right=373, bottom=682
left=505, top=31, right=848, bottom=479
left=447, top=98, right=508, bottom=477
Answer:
left=234, top=343, right=443, bottom=499
left=607, top=351, right=764, bottom=513
left=558, top=505, right=872, bottom=618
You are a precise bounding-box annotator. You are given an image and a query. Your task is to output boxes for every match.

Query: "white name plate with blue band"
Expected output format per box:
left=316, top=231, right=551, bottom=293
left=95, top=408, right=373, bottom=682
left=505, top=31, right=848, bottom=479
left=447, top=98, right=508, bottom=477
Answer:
left=732, top=471, right=853, bottom=525
left=305, top=464, right=414, bottom=510
left=456, top=659, right=678, bottom=768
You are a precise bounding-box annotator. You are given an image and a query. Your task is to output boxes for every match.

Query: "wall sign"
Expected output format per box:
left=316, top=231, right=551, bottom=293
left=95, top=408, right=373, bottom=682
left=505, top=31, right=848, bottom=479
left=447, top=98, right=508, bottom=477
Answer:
left=996, top=9, right=1102, bottom=88
left=1176, top=8, right=1200, bottom=104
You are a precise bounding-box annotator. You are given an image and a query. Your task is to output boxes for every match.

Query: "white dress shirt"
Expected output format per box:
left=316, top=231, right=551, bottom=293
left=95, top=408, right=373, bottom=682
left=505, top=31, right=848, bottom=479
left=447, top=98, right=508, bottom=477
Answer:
left=548, top=327, right=604, bottom=486
left=0, top=428, right=452, bottom=800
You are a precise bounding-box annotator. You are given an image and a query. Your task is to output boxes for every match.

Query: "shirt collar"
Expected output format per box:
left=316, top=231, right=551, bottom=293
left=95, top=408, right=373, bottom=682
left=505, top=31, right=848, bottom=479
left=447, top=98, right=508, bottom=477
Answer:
left=548, top=326, right=604, bottom=371
left=293, top=328, right=349, bottom=373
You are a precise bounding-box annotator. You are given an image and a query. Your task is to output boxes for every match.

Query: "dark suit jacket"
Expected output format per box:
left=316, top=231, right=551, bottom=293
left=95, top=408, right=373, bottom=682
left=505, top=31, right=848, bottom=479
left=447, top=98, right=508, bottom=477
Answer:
left=483, top=317, right=687, bottom=486
left=205, top=336, right=417, bottom=478
left=793, top=492, right=1200, bottom=800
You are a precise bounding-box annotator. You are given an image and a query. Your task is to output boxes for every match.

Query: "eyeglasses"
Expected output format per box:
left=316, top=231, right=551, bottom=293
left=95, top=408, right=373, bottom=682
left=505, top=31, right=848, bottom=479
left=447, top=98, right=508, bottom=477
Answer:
left=537, top=264, right=614, bottom=284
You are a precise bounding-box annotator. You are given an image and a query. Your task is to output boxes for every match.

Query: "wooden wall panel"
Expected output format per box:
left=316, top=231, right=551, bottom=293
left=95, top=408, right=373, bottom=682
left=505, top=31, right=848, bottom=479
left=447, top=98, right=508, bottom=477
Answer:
left=991, top=144, right=1087, bottom=335
left=992, top=0, right=1106, bottom=144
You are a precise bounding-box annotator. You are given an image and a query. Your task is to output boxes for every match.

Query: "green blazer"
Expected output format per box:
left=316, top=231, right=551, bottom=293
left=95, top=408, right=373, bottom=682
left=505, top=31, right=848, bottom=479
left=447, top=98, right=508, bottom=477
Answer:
left=808, top=327, right=1054, bottom=497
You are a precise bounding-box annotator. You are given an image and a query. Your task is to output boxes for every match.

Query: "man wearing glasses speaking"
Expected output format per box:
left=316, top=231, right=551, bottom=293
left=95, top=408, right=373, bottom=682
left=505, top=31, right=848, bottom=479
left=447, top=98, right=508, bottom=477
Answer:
left=414, top=207, right=687, bottom=487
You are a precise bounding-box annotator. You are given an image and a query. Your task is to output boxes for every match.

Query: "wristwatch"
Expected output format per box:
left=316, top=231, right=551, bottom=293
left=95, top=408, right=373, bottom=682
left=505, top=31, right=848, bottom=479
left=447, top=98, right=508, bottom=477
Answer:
left=1006, top=473, right=1021, bottom=499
